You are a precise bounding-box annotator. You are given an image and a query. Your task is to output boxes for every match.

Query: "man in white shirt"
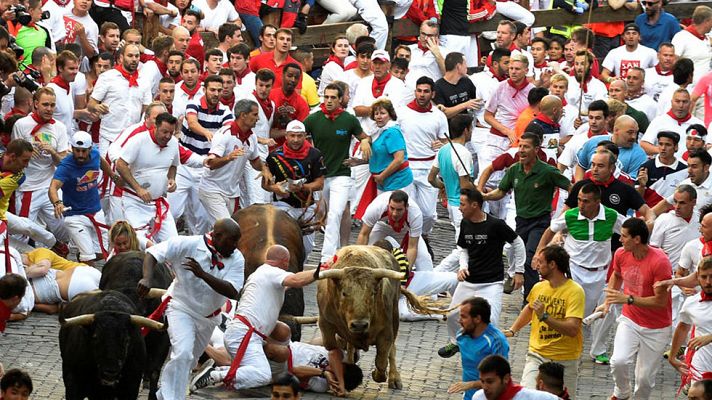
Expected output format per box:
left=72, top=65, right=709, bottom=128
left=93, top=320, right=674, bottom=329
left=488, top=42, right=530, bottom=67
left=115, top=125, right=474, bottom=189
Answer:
left=173, top=59, right=204, bottom=120
left=199, top=99, right=263, bottom=223
left=641, top=88, right=705, bottom=158
left=62, top=0, right=99, bottom=59
left=625, top=67, right=658, bottom=122
left=228, top=44, right=255, bottom=96
left=601, top=23, right=657, bottom=81
left=47, top=50, right=80, bottom=136
left=566, top=50, right=607, bottom=116
left=472, top=355, right=559, bottom=400
left=41, top=0, right=67, bottom=45
left=190, top=0, right=241, bottom=33
left=116, top=112, right=180, bottom=242
left=644, top=43, right=675, bottom=101
left=137, top=218, right=245, bottom=400
left=654, top=150, right=712, bottom=215
left=671, top=6, right=712, bottom=84
left=88, top=44, right=152, bottom=156
left=217, top=23, right=243, bottom=62
left=405, top=20, right=446, bottom=90
left=138, top=36, right=173, bottom=97
left=11, top=87, right=70, bottom=242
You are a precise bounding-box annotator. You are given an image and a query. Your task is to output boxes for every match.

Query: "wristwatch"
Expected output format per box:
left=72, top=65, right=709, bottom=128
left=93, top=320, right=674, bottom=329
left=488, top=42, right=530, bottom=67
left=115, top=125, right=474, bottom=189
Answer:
left=540, top=312, right=550, bottom=322
left=627, top=295, right=635, bottom=305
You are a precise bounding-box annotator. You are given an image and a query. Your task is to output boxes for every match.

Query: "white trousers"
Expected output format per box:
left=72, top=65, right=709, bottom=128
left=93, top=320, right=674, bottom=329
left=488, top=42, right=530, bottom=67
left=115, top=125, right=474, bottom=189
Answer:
left=400, top=270, right=458, bottom=320
left=14, top=189, right=70, bottom=243
left=222, top=319, right=272, bottom=390
left=350, top=164, right=371, bottom=214
left=6, top=212, right=56, bottom=247
left=447, top=281, right=503, bottom=343
left=157, top=305, right=217, bottom=400
left=167, top=166, right=211, bottom=235
left=102, top=194, right=126, bottom=225
left=496, top=1, right=535, bottom=26
left=241, top=166, right=271, bottom=207
left=434, top=205, right=465, bottom=273
left=273, top=201, right=316, bottom=256
left=351, top=0, right=388, bottom=50
left=610, top=316, right=671, bottom=400
left=521, top=352, right=579, bottom=399
left=122, top=195, right=178, bottom=243
left=479, top=133, right=512, bottom=219
left=368, top=224, right=433, bottom=272
left=319, top=0, right=358, bottom=23
left=321, top=176, right=353, bottom=263
left=570, top=264, right=607, bottom=317
left=198, top=189, right=239, bottom=226
left=439, top=34, right=480, bottom=67
left=410, top=169, right=438, bottom=235
left=590, top=299, right=621, bottom=358
left=64, top=213, right=108, bottom=261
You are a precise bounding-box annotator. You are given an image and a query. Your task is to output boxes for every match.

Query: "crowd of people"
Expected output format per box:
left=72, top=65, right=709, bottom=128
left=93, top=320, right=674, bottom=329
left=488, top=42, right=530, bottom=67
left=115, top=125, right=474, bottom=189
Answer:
left=0, top=0, right=712, bottom=398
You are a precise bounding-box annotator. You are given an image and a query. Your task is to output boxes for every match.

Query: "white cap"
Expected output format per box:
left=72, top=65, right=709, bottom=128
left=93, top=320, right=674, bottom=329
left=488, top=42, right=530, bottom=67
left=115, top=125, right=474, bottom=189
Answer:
left=371, top=49, right=390, bottom=62
left=71, top=131, right=93, bottom=149
left=286, top=120, right=306, bottom=133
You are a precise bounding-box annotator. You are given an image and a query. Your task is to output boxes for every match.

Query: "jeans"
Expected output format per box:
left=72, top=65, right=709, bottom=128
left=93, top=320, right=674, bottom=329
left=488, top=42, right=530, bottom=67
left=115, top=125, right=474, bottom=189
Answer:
left=239, top=12, right=263, bottom=47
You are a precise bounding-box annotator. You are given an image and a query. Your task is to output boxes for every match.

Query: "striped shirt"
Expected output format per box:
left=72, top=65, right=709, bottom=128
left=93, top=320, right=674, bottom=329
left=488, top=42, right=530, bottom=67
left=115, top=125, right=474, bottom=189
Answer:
left=180, top=96, right=234, bottom=155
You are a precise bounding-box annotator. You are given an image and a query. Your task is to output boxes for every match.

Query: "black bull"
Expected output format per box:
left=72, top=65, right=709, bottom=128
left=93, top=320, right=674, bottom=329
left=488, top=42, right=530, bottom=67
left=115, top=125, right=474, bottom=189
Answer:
left=233, top=204, right=306, bottom=340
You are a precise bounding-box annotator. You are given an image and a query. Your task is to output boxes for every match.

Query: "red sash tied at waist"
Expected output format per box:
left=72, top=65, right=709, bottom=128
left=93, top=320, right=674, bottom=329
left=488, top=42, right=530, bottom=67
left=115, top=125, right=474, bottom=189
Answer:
left=353, top=161, right=410, bottom=220
left=141, top=295, right=222, bottom=336
left=223, top=314, right=269, bottom=388
left=122, top=187, right=171, bottom=240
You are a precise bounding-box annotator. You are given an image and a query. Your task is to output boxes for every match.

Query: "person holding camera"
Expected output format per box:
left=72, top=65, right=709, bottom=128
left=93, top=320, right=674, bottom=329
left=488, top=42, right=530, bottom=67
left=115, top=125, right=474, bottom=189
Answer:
left=14, top=0, right=52, bottom=63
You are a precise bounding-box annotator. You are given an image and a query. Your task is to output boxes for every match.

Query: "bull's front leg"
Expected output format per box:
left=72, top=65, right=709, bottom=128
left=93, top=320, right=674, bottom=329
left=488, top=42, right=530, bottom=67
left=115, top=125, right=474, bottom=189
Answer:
left=372, top=338, right=390, bottom=384
left=387, top=342, right=402, bottom=389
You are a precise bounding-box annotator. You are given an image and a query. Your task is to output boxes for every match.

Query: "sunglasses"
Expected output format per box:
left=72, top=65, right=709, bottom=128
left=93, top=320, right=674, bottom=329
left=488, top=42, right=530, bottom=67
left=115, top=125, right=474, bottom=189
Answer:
left=642, top=1, right=659, bottom=5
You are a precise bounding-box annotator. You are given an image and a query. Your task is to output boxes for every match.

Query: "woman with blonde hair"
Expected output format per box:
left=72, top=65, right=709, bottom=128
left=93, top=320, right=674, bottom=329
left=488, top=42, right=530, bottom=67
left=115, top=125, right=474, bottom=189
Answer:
left=107, top=220, right=153, bottom=260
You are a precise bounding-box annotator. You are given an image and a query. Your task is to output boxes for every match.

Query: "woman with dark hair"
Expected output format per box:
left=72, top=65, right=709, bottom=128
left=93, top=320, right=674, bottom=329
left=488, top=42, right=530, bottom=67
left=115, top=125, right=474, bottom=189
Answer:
left=318, top=35, right=350, bottom=97
left=368, top=98, right=413, bottom=194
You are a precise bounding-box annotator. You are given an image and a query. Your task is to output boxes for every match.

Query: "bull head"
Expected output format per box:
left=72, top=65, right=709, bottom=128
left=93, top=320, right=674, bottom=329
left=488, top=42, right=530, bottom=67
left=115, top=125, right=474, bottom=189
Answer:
left=318, top=268, right=404, bottom=281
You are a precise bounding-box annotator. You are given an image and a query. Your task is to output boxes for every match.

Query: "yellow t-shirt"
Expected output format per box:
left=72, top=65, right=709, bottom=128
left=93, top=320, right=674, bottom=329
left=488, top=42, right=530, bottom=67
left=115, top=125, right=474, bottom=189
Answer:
left=0, top=169, right=24, bottom=221
left=526, top=279, right=585, bottom=360
left=26, top=248, right=83, bottom=271
left=300, top=73, right=320, bottom=108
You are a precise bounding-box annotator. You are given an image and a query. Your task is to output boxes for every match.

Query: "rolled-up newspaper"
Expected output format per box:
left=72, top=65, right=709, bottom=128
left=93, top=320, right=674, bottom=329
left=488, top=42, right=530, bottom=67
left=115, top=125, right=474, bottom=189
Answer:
left=583, top=311, right=603, bottom=326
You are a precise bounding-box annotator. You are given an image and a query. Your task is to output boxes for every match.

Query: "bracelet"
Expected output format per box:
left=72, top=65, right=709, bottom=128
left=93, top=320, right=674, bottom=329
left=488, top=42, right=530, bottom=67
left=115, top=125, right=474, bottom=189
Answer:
left=53, top=200, right=63, bottom=205
left=504, top=328, right=516, bottom=336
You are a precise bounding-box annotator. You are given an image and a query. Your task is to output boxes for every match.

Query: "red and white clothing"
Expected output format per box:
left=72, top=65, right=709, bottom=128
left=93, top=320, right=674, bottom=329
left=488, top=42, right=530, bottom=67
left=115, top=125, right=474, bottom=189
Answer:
left=641, top=111, right=705, bottom=159
left=405, top=43, right=447, bottom=89
left=679, top=292, right=712, bottom=382
left=199, top=124, right=260, bottom=222
left=645, top=65, right=674, bottom=101
left=191, top=0, right=240, bottom=31
left=173, top=82, right=204, bottom=120
left=565, top=75, right=607, bottom=115
left=138, top=57, right=167, bottom=97
left=47, top=76, right=76, bottom=136
left=317, top=57, right=346, bottom=97
left=93, top=0, right=134, bottom=24
left=233, top=69, right=256, bottom=98
left=91, top=67, right=152, bottom=155
left=61, top=10, right=99, bottom=55
left=149, top=234, right=245, bottom=400
left=672, top=27, right=712, bottom=84
left=119, top=130, right=180, bottom=242
left=352, top=74, right=411, bottom=135
left=627, top=93, right=658, bottom=123
left=693, top=71, right=712, bottom=127
left=343, top=70, right=372, bottom=109
left=601, top=44, right=658, bottom=78
left=236, top=91, right=273, bottom=206
left=41, top=0, right=67, bottom=44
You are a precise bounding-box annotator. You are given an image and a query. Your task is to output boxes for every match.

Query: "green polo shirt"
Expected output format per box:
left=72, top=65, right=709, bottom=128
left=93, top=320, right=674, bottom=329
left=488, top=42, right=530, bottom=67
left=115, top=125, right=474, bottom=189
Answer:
left=499, top=159, right=570, bottom=218
left=305, top=110, right=363, bottom=178
left=16, top=25, right=48, bottom=63
left=625, top=105, right=649, bottom=134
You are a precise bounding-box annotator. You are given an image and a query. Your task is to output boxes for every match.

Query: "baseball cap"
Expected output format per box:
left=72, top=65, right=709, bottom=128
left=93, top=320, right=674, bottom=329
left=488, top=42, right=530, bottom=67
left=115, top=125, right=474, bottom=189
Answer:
left=686, top=124, right=708, bottom=139
left=71, top=131, right=93, bottom=149
left=371, top=49, right=390, bottom=62
left=286, top=120, right=306, bottom=133
left=623, top=23, right=640, bottom=33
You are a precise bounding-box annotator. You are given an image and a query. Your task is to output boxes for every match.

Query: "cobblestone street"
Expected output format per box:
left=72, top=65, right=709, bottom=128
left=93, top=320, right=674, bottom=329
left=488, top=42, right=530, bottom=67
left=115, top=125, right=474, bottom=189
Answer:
left=0, top=209, right=684, bottom=399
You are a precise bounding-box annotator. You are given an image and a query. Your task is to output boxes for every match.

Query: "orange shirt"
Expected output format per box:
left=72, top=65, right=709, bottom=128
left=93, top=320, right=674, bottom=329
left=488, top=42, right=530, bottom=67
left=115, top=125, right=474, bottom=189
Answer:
left=513, top=107, right=537, bottom=147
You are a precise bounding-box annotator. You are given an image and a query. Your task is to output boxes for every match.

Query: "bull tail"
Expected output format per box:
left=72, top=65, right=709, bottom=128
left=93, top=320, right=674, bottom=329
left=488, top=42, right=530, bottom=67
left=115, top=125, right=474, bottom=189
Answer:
left=400, top=288, right=458, bottom=319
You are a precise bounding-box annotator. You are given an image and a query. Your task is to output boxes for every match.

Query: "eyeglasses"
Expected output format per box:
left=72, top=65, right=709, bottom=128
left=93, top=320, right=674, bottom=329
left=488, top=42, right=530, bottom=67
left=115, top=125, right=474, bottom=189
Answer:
left=419, top=32, right=438, bottom=38
left=642, top=1, right=659, bottom=6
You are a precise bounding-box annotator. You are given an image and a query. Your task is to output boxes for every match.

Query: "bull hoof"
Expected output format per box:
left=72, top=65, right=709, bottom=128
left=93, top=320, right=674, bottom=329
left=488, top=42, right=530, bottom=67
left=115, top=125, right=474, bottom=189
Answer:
left=372, top=369, right=387, bottom=383
left=388, top=377, right=403, bottom=389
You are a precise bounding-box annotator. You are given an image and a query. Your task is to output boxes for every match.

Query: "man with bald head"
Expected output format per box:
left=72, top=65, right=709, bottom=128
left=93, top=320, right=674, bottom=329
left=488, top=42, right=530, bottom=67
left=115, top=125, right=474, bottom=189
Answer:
left=190, top=244, right=320, bottom=393
left=524, top=95, right=563, bottom=161
left=607, top=79, right=650, bottom=133
left=172, top=26, right=191, bottom=53
left=137, top=218, right=245, bottom=400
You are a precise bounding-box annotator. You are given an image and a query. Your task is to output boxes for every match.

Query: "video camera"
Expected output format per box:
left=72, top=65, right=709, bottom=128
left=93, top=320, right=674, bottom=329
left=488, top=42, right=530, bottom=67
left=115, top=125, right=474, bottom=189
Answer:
left=11, top=4, right=49, bottom=26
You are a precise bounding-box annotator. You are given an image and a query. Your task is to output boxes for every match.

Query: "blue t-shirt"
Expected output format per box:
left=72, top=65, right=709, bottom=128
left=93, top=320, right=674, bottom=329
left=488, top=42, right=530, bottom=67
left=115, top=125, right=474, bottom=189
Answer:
left=576, top=134, right=648, bottom=179
left=437, top=143, right=473, bottom=206
left=53, top=147, right=102, bottom=216
left=369, top=125, right=413, bottom=191
left=458, top=324, right=510, bottom=400
left=635, top=12, right=681, bottom=51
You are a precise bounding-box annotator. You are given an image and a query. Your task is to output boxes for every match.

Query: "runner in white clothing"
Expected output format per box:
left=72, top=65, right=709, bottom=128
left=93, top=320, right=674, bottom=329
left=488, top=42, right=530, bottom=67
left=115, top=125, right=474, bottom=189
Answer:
left=137, top=218, right=245, bottom=400
left=116, top=112, right=180, bottom=242
left=471, top=355, right=559, bottom=400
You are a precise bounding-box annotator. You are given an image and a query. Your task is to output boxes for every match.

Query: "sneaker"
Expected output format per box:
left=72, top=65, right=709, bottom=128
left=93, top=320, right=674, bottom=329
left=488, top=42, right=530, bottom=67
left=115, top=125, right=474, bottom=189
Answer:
left=51, top=241, right=70, bottom=258
left=503, top=275, right=514, bottom=294
left=189, top=359, right=216, bottom=392
left=438, top=343, right=460, bottom=358
left=593, top=353, right=610, bottom=365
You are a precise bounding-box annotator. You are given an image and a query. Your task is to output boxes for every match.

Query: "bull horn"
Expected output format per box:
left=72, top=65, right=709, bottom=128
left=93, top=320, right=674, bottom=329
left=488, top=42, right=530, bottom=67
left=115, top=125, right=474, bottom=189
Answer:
left=62, top=314, right=95, bottom=327
left=130, top=315, right=165, bottom=331
left=282, top=315, right=319, bottom=324
left=371, top=269, right=406, bottom=280
left=146, top=288, right=167, bottom=298
left=317, top=269, right=345, bottom=280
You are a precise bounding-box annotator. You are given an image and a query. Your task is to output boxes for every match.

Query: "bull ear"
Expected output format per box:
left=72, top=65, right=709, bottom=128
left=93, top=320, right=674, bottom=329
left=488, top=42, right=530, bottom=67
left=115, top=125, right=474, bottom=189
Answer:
left=130, top=315, right=166, bottom=331
left=371, top=270, right=405, bottom=281
left=317, top=269, right=345, bottom=280
left=61, top=314, right=96, bottom=327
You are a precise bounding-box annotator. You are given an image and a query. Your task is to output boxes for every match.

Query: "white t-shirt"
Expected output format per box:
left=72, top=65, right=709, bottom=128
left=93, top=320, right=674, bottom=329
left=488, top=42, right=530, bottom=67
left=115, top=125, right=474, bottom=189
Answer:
left=396, top=105, right=448, bottom=169
left=239, top=92, right=273, bottom=160
left=191, top=0, right=239, bottom=31
left=565, top=75, right=607, bottom=114
left=173, top=83, right=205, bottom=119
left=91, top=69, right=152, bottom=142
left=318, top=60, right=346, bottom=97
left=644, top=67, right=674, bottom=101
left=405, top=44, right=447, bottom=89
left=649, top=210, right=700, bottom=269
left=147, top=235, right=245, bottom=319
left=199, top=125, right=260, bottom=197
left=137, top=59, right=163, bottom=97
left=641, top=112, right=706, bottom=159
left=47, top=81, right=76, bottom=136
left=601, top=44, right=658, bottom=78
left=666, top=173, right=712, bottom=215
left=119, top=131, right=180, bottom=199
left=61, top=11, right=99, bottom=55
left=672, top=29, right=712, bottom=84
left=11, top=115, right=69, bottom=191
left=343, top=70, right=371, bottom=109
left=679, top=292, right=712, bottom=381
left=234, top=263, right=293, bottom=336
left=626, top=94, right=658, bottom=122
left=472, top=388, right=559, bottom=400
left=41, top=0, right=67, bottom=44
left=469, top=70, right=499, bottom=128
left=560, top=103, right=578, bottom=137
left=362, top=191, right=424, bottom=240
left=352, top=74, right=412, bottom=136
left=679, top=238, right=703, bottom=273
left=234, top=70, right=256, bottom=97
left=108, top=122, right=148, bottom=162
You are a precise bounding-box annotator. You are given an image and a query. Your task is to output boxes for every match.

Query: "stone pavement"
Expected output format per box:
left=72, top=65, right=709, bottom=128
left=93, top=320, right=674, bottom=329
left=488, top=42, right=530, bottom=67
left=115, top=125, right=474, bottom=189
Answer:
left=0, top=209, right=684, bottom=399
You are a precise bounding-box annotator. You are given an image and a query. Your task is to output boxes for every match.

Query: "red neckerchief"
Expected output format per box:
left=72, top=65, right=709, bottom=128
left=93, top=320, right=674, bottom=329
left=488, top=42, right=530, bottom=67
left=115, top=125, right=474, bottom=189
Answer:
left=588, top=129, right=606, bottom=138
left=407, top=99, right=432, bottom=113
left=229, top=121, right=253, bottom=144
left=372, top=74, right=392, bottom=98
left=535, top=113, right=559, bottom=128
left=496, top=381, right=524, bottom=400
left=50, top=75, right=70, bottom=94
left=701, top=291, right=712, bottom=301
left=0, top=301, right=9, bottom=333
left=488, top=65, right=506, bottom=82
left=319, top=103, right=344, bottom=121
left=204, top=231, right=224, bottom=270
left=55, top=0, right=71, bottom=5
left=655, top=64, right=672, bottom=76
left=324, top=54, right=345, bottom=69
left=592, top=174, right=615, bottom=188
left=686, top=25, right=706, bottom=40
left=281, top=139, right=312, bottom=159
left=344, top=60, right=358, bottom=71
left=200, top=96, right=218, bottom=113
left=702, top=236, right=712, bottom=257
left=253, top=91, right=274, bottom=119
left=577, top=74, right=592, bottom=92
left=180, top=81, right=201, bottom=99
left=667, top=109, right=692, bottom=126
left=30, top=112, right=55, bottom=138
left=417, top=41, right=429, bottom=53
left=386, top=209, right=408, bottom=233
left=507, top=78, right=528, bottom=98
left=555, top=57, right=566, bottom=63
left=148, top=126, right=166, bottom=149
left=561, top=97, right=568, bottom=107
left=235, top=67, right=250, bottom=85
left=534, top=61, right=548, bottom=68
left=115, top=64, right=138, bottom=87
left=220, top=94, right=235, bottom=110
left=155, top=58, right=168, bottom=77
left=6, top=107, right=27, bottom=119
left=559, top=387, right=571, bottom=400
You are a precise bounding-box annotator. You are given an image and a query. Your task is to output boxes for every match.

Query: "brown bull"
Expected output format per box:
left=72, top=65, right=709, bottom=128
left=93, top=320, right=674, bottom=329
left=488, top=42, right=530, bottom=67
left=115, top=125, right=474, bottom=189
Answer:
left=233, top=204, right=306, bottom=339
left=317, top=245, right=407, bottom=389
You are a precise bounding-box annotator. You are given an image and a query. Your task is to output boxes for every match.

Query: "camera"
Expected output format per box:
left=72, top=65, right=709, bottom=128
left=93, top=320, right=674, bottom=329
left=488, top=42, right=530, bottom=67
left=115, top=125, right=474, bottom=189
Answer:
left=13, top=68, right=40, bottom=92
left=11, top=4, right=49, bottom=26
left=7, top=36, right=23, bottom=60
